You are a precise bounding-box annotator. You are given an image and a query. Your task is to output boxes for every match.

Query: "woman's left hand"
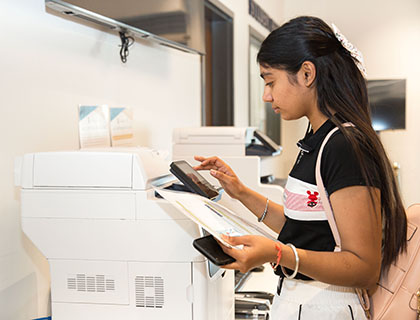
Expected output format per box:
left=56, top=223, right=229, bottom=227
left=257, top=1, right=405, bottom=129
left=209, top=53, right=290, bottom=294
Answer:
left=218, top=235, right=278, bottom=273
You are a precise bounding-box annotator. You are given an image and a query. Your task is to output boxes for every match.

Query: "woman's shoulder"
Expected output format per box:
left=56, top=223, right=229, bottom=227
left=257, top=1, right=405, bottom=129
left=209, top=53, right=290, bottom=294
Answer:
left=323, top=128, right=355, bottom=157
left=320, top=128, right=360, bottom=192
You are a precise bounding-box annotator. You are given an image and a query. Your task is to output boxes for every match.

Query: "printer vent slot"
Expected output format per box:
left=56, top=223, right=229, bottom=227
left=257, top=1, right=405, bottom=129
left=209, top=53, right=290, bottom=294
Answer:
left=67, top=274, right=116, bottom=293
left=106, top=279, right=115, bottom=291
left=67, top=277, right=76, bottom=290
left=76, top=274, right=86, bottom=292
left=87, top=276, right=96, bottom=292
left=96, top=275, right=105, bottom=292
left=135, top=275, right=165, bottom=308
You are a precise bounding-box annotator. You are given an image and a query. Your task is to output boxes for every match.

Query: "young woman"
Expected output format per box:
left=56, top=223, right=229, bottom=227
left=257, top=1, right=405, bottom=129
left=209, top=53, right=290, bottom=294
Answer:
left=194, top=16, right=407, bottom=319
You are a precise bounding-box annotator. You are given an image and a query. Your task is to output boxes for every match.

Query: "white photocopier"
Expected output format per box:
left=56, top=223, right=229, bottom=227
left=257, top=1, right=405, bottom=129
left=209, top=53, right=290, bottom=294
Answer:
left=16, top=148, right=234, bottom=320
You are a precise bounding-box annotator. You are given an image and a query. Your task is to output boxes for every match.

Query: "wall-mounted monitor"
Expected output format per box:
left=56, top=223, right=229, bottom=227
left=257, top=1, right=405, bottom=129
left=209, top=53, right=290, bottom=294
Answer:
left=45, top=0, right=205, bottom=55
left=367, top=79, right=406, bottom=131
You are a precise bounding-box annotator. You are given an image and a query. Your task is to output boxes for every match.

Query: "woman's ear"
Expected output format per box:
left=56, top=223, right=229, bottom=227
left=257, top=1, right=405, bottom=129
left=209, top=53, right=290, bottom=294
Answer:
left=299, top=61, right=316, bottom=87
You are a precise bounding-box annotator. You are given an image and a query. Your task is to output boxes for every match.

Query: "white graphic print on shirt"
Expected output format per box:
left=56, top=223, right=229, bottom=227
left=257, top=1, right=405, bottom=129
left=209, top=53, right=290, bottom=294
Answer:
left=283, top=176, right=327, bottom=221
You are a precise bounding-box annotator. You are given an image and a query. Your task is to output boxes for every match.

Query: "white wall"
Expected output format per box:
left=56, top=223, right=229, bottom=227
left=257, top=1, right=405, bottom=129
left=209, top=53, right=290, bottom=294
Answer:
left=0, top=0, right=283, bottom=319
left=278, top=0, right=420, bottom=207
left=0, top=0, right=202, bottom=319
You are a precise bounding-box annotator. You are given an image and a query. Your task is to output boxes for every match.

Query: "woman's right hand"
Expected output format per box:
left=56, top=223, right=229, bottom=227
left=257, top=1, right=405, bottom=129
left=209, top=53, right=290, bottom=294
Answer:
left=193, top=156, right=247, bottom=200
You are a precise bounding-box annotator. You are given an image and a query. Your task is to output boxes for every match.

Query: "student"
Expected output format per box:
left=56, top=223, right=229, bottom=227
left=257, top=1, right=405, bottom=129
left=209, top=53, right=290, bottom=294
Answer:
left=194, top=16, right=407, bottom=319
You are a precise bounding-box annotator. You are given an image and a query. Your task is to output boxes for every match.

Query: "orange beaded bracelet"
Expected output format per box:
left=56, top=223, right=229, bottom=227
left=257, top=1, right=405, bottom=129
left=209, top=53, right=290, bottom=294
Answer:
left=270, top=242, right=282, bottom=270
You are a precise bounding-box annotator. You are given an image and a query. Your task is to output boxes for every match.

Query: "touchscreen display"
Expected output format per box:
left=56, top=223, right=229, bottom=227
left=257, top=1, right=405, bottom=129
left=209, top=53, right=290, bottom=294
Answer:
left=170, top=160, right=219, bottom=199
left=176, top=161, right=209, bottom=185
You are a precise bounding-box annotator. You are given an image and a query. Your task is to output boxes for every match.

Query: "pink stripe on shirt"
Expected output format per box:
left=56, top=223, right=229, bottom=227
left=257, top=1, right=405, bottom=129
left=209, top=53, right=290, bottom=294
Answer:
left=284, top=188, right=325, bottom=212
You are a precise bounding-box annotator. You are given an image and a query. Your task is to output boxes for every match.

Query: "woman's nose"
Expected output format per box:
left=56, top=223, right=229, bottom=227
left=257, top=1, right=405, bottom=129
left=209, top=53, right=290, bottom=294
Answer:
left=262, top=89, right=273, bottom=103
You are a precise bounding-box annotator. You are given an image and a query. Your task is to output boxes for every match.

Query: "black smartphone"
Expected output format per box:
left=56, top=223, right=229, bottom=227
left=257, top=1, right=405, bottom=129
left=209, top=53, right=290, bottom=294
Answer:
left=193, top=235, right=236, bottom=266
left=170, top=160, right=219, bottom=199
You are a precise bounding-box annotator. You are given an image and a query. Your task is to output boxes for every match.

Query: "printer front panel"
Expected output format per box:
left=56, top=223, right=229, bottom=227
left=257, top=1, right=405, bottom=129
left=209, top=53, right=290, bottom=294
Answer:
left=32, top=152, right=133, bottom=188
left=21, top=189, right=136, bottom=220
left=50, top=259, right=129, bottom=305
left=128, top=261, right=193, bottom=319
left=21, top=217, right=203, bottom=262
left=49, top=260, right=195, bottom=320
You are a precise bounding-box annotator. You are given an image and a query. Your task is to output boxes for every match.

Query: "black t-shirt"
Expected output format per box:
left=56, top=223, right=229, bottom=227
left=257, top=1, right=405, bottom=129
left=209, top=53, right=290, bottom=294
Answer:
left=275, top=119, right=380, bottom=279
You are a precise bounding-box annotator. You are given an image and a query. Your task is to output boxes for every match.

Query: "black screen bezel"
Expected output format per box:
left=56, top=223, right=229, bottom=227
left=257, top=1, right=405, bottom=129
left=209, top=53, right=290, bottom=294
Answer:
left=169, top=160, right=219, bottom=199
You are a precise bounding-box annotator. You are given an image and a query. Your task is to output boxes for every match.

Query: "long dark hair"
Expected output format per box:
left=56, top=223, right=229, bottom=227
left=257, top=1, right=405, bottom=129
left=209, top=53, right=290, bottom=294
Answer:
left=257, top=16, right=407, bottom=272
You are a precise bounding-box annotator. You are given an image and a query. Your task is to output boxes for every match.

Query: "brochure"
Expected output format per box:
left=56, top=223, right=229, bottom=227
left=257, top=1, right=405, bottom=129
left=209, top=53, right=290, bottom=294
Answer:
left=110, top=107, right=134, bottom=147
left=78, top=105, right=111, bottom=148
left=155, top=188, right=276, bottom=248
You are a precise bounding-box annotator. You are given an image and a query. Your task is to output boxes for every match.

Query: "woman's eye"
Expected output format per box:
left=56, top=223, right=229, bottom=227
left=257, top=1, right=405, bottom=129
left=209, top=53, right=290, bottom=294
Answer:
left=265, top=82, right=273, bottom=87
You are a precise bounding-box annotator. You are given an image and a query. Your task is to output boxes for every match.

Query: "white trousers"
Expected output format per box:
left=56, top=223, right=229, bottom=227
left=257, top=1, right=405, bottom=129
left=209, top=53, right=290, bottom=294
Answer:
left=270, top=278, right=367, bottom=320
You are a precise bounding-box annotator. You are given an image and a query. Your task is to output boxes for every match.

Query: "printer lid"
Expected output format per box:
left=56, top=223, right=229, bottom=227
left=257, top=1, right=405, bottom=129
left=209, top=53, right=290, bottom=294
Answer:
left=172, top=127, right=255, bottom=145
left=20, top=148, right=172, bottom=190
left=173, top=127, right=282, bottom=156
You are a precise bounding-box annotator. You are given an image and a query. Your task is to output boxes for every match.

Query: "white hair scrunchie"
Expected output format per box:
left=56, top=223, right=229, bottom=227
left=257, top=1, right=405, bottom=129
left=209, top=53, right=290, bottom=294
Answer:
left=331, top=23, right=367, bottom=77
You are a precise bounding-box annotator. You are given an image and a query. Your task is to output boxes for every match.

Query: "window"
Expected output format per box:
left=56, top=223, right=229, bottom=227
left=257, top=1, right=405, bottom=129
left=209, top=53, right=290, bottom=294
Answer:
left=204, top=1, right=233, bottom=126
left=249, top=35, right=281, bottom=144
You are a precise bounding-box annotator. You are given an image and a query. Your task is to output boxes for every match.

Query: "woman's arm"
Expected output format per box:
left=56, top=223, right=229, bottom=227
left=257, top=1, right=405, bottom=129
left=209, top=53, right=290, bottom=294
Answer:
left=221, top=185, right=382, bottom=289
left=289, top=185, right=381, bottom=288
left=193, top=155, right=286, bottom=233
left=230, top=185, right=286, bottom=234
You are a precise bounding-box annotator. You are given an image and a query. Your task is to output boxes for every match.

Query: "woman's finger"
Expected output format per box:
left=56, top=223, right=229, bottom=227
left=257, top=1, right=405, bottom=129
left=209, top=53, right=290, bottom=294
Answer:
left=193, top=155, right=206, bottom=161
left=222, top=234, right=254, bottom=246
left=219, top=245, right=244, bottom=266
left=209, top=169, right=228, bottom=180
left=195, top=156, right=227, bottom=169
left=193, top=156, right=219, bottom=170
left=217, top=245, right=250, bottom=273
left=194, top=155, right=218, bottom=164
